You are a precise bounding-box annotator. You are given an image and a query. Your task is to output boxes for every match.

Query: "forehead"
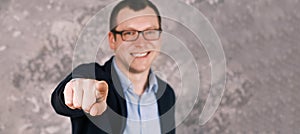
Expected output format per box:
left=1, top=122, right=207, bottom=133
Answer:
left=116, top=6, right=159, bottom=30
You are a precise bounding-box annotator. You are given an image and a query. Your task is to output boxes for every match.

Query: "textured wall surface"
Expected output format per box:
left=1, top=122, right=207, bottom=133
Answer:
left=0, top=0, right=299, bottom=133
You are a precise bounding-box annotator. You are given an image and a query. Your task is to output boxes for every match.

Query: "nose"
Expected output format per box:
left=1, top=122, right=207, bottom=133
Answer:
left=133, top=32, right=147, bottom=47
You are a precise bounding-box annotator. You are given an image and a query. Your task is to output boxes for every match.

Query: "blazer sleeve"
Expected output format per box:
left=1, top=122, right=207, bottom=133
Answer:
left=51, top=72, right=85, bottom=118
left=51, top=62, right=106, bottom=118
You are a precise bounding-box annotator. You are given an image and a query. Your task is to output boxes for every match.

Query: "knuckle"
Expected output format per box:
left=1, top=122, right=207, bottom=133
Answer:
left=73, top=104, right=81, bottom=109
left=64, top=85, right=71, bottom=93
left=73, top=102, right=81, bottom=108
left=64, top=99, right=71, bottom=104
left=82, top=106, right=90, bottom=112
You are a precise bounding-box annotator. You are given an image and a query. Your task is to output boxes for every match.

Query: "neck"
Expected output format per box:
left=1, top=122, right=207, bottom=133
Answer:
left=115, top=60, right=149, bottom=96
left=128, top=71, right=149, bottom=95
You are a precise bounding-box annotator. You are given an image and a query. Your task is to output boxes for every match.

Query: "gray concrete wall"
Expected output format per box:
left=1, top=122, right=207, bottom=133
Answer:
left=0, top=0, right=299, bottom=133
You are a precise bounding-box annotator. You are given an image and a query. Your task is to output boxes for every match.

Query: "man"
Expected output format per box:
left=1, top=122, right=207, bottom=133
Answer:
left=51, top=0, right=176, bottom=133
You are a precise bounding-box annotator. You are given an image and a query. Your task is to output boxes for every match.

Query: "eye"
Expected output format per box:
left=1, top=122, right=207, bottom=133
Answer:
left=123, top=31, right=136, bottom=36
left=144, top=30, right=156, bottom=35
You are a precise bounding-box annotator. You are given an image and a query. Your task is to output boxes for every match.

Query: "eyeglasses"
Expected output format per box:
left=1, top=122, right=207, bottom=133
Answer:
left=111, top=29, right=162, bottom=41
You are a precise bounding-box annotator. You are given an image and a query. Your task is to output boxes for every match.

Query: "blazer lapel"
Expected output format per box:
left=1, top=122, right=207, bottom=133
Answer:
left=156, top=77, right=176, bottom=134
left=105, top=57, right=128, bottom=133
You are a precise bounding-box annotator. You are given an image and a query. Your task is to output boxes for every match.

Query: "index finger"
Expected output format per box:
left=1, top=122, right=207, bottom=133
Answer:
left=96, top=81, right=108, bottom=93
left=95, top=81, right=109, bottom=102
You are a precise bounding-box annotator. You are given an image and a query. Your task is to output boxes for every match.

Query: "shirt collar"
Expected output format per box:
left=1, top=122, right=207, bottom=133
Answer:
left=112, top=57, right=158, bottom=93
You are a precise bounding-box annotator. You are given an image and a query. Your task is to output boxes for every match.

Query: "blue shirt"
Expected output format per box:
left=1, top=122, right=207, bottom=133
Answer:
left=112, top=58, right=161, bottom=134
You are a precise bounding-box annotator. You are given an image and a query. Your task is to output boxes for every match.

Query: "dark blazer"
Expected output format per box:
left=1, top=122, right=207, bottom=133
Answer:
left=51, top=57, right=176, bottom=134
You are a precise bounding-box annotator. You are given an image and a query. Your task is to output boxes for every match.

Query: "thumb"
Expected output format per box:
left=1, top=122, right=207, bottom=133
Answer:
left=95, top=81, right=109, bottom=102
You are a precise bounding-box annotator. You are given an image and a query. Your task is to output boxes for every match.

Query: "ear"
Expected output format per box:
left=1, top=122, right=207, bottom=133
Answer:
left=108, top=32, right=116, bottom=50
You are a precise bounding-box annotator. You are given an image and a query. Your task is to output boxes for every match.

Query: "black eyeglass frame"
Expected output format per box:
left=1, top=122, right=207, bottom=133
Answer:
left=111, top=28, right=162, bottom=41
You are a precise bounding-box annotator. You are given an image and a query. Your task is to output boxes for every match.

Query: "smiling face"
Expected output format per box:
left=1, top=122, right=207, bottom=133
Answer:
left=109, top=6, right=161, bottom=74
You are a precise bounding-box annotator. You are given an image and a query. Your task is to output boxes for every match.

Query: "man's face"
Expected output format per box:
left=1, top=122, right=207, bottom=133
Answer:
left=109, top=6, right=161, bottom=73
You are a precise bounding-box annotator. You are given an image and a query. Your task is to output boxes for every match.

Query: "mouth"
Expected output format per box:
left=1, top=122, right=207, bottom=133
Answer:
left=130, top=51, right=151, bottom=58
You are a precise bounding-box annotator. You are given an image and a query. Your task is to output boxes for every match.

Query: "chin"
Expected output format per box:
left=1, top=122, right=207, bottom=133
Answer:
left=128, top=66, right=150, bottom=74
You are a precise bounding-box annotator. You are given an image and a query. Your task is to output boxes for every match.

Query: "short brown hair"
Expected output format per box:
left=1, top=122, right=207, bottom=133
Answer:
left=109, top=0, right=162, bottom=31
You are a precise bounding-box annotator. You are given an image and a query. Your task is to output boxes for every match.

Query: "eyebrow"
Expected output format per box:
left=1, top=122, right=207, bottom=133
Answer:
left=121, top=25, right=159, bottom=31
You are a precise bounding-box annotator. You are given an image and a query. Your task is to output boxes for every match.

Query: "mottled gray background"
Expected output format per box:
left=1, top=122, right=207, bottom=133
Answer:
left=0, top=0, right=300, bottom=133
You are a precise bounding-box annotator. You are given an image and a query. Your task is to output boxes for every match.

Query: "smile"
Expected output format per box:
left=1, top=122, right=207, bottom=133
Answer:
left=130, top=51, right=150, bottom=58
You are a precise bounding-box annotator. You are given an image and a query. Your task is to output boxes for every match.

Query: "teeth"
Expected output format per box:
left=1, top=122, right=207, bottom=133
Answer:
left=131, top=52, right=148, bottom=57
